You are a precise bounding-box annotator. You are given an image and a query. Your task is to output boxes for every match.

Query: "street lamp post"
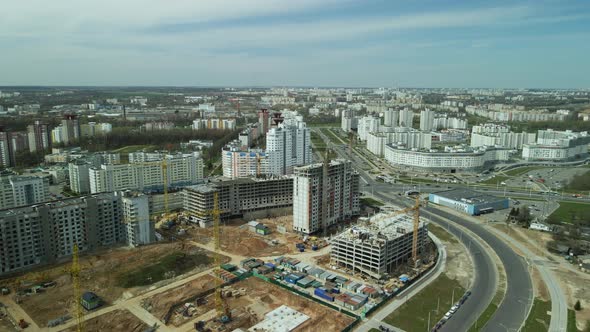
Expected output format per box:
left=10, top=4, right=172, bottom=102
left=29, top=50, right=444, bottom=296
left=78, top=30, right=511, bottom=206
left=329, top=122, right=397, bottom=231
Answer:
left=451, top=286, right=462, bottom=305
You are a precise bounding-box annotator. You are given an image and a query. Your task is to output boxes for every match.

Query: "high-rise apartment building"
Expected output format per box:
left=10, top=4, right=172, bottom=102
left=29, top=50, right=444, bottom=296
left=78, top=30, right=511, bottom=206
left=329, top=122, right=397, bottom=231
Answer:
left=293, top=160, right=360, bottom=234
left=258, top=109, right=271, bottom=136
left=89, top=153, right=203, bottom=193
left=0, top=175, right=50, bottom=210
left=419, top=109, right=434, bottom=132
left=0, top=129, right=14, bottom=168
left=61, top=114, right=81, bottom=144
left=357, top=116, right=380, bottom=141
left=265, top=117, right=312, bottom=176
left=383, top=109, right=399, bottom=127
left=0, top=191, right=154, bottom=276
left=27, top=120, right=52, bottom=152
left=221, top=142, right=268, bottom=179
left=399, top=108, right=414, bottom=128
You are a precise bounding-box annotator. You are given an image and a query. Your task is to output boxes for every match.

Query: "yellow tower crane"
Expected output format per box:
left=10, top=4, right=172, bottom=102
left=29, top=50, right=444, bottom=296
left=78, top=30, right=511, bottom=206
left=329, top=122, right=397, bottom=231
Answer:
left=211, top=192, right=230, bottom=322
left=370, top=196, right=422, bottom=265
left=162, top=158, right=169, bottom=214
left=71, top=244, right=84, bottom=332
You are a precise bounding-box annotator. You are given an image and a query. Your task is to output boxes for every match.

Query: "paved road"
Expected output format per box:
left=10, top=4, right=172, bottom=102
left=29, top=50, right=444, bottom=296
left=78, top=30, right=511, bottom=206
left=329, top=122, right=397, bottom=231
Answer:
left=488, top=226, right=568, bottom=332
left=422, top=205, right=534, bottom=332
left=376, top=192, right=496, bottom=332
left=356, top=232, right=447, bottom=332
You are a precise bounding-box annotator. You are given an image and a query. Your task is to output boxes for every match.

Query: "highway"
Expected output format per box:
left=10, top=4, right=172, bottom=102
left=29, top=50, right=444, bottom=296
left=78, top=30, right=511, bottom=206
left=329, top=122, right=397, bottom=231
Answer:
left=373, top=191, right=496, bottom=332
left=319, top=133, right=536, bottom=332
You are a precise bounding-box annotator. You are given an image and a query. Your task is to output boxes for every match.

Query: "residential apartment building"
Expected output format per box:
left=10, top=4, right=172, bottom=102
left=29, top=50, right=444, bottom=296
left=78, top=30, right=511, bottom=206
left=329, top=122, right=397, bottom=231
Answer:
left=366, top=130, right=432, bottom=157
left=0, top=175, right=50, bottom=209
left=221, top=142, right=268, bottom=179
left=89, top=153, right=203, bottom=193
left=341, top=109, right=358, bottom=132
left=192, top=118, right=236, bottom=130
left=0, top=129, right=14, bottom=167
left=419, top=109, right=434, bottom=131
left=292, top=160, right=360, bottom=234
left=384, top=144, right=510, bottom=173
left=433, top=116, right=467, bottom=130
left=399, top=108, right=414, bottom=128
left=471, top=132, right=536, bottom=149
left=522, top=130, right=590, bottom=161
left=266, top=122, right=312, bottom=176
left=331, top=214, right=428, bottom=279
left=183, top=177, right=293, bottom=227
left=383, top=109, right=399, bottom=127
left=121, top=192, right=155, bottom=247
left=465, top=106, right=567, bottom=122
left=0, top=191, right=154, bottom=276
left=27, top=120, right=52, bottom=152
left=61, top=115, right=81, bottom=144
left=357, top=116, right=380, bottom=141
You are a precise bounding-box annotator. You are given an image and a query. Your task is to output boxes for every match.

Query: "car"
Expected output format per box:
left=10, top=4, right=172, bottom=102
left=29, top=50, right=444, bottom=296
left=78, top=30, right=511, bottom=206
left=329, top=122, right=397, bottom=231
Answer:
left=465, top=290, right=472, bottom=296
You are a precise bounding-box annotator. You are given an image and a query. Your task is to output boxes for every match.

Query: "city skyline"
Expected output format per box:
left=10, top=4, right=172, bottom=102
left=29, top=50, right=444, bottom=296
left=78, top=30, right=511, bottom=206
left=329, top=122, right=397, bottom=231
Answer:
left=1, top=0, right=590, bottom=88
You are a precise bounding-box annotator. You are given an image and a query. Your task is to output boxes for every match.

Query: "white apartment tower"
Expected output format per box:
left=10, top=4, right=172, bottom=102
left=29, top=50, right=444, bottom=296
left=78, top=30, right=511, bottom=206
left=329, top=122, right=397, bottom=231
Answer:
left=266, top=123, right=312, bottom=176
left=419, top=109, right=435, bottom=131
left=383, top=109, right=399, bottom=127
left=399, top=108, right=414, bottom=128
left=293, top=159, right=360, bottom=234
left=0, top=175, right=50, bottom=210
left=357, top=116, right=380, bottom=141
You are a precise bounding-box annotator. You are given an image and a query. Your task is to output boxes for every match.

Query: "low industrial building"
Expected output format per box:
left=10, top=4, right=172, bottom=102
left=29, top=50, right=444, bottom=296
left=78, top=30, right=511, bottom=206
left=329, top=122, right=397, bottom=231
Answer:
left=330, top=213, right=428, bottom=279
left=428, top=188, right=509, bottom=215
left=183, top=177, right=293, bottom=227
left=248, top=305, right=309, bottom=332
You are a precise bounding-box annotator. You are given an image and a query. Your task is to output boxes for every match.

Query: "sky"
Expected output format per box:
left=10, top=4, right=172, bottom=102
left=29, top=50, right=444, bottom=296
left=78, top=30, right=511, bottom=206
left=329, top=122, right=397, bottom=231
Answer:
left=1, top=0, right=589, bottom=88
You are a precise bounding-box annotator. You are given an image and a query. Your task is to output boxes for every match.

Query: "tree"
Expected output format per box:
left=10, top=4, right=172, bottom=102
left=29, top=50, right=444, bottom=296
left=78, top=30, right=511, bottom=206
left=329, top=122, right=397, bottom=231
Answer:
left=575, top=300, right=582, bottom=311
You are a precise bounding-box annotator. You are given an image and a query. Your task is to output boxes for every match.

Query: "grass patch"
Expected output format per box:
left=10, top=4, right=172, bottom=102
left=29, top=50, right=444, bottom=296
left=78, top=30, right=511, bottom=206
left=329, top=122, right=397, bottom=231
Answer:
left=307, top=122, right=340, bottom=127
left=117, top=252, right=212, bottom=288
left=467, top=303, right=499, bottom=331
left=547, top=201, right=590, bottom=225
left=321, top=128, right=346, bottom=144
left=112, top=145, right=156, bottom=154
left=384, top=274, right=465, bottom=331
left=523, top=298, right=551, bottom=331
left=369, top=329, right=380, bottom=332
left=361, top=197, right=384, bottom=207
left=567, top=309, right=578, bottom=332
left=428, top=224, right=459, bottom=244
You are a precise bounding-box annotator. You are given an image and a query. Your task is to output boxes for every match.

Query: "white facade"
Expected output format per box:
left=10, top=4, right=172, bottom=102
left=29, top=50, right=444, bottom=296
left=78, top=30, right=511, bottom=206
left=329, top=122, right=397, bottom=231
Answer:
left=341, top=109, right=355, bottom=132
left=89, top=154, right=204, bottom=193
left=366, top=130, right=432, bottom=157
left=399, top=108, right=414, bottom=128
left=120, top=192, right=154, bottom=247
left=433, top=117, right=467, bottom=130
left=419, top=109, right=434, bottom=131
left=0, top=176, right=50, bottom=209
left=383, top=109, right=399, bottom=127
left=384, top=144, right=510, bottom=173
left=466, top=106, right=567, bottom=122
left=522, top=130, right=590, bottom=161
left=471, top=132, right=536, bottom=149
left=293, top=160, right=360, bottom=234
left=357, top=116, right=380, bottom=141
left=266, top=123, right=312, bottom=176
left=192, top=118, right=236, bottom=130
left=69, top=162, right=92, bottom=194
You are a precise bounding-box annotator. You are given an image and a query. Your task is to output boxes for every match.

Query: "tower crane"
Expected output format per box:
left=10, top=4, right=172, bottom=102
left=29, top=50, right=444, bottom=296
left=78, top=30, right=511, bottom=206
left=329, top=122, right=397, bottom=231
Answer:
left=71, top=244, right=84, bottom=332
left=162, top=158, right=169, bottom=214
left=370, top=196, right=423, bottom=266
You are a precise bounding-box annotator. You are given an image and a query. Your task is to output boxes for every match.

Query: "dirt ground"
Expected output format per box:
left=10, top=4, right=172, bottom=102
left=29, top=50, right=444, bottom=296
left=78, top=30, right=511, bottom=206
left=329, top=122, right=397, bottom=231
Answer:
left=554, top=270, right=590, bottom=330
left=5, top=242, right=215, bottom=327
left=0, top=314, right=17, bottom=332
left=531, top=267, right=550, bottom=301
left=434, top=224, right=474, bottom=289
left=205, top=277, right=355, bottom=332
left=61, top=309, right=148, bottom=332
left=141, top=274, right=217, bottom=322
left=185, top=216, right=301, bottom=257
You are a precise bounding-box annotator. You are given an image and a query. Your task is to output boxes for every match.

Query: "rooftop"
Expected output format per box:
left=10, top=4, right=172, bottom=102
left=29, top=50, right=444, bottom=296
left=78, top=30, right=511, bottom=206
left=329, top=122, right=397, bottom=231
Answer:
left=433, top=188, right=503, bottom=204
left=248, top=305, right=309, bottom=332
left=334, top=213, right=425, bottom=247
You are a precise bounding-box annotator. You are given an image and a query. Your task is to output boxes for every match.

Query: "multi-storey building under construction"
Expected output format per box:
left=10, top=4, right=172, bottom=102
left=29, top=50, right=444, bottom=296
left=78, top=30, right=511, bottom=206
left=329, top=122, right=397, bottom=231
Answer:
left=330, top=213, right=428, bottom=279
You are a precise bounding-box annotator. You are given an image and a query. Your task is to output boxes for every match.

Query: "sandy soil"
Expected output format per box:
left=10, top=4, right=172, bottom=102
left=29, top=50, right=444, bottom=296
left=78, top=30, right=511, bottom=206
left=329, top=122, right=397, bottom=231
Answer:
left=8, top=242, right=215, bottom=327
left=432, top=224, right=474, bottom=289
left=141, top=274, right=217, bottom=322
left=554, top=270, right=590, bottom=330
left=60, top=309, right=148, bottom=332
left=204, top=277, right=356, bottom=332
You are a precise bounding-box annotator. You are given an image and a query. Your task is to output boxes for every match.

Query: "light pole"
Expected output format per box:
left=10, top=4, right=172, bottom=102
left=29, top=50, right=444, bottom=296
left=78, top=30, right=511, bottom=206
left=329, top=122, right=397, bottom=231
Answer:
left=499, top=323, right=517, bottom=332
